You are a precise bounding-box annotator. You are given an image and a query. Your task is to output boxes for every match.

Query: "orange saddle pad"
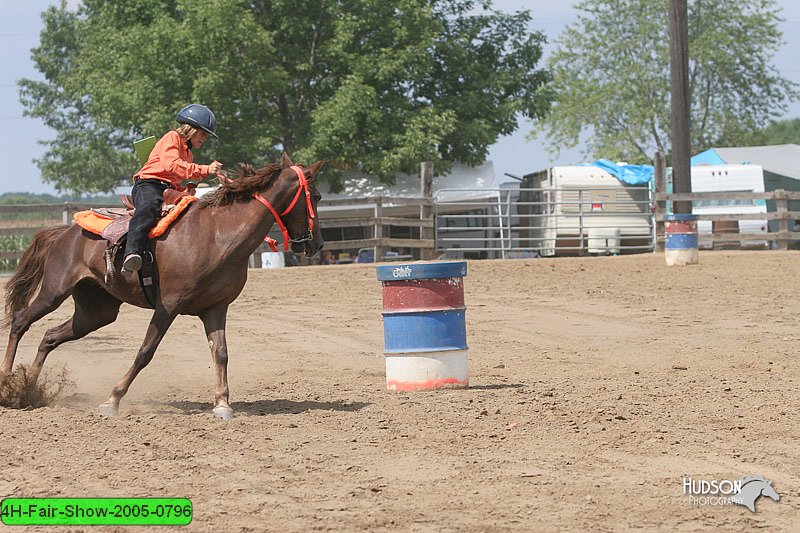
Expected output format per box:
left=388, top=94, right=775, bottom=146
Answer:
left=73, top=195, right=197, bottom=239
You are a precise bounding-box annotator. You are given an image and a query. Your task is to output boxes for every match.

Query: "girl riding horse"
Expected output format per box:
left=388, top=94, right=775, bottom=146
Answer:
left=123, top=104, right=224, bottom=272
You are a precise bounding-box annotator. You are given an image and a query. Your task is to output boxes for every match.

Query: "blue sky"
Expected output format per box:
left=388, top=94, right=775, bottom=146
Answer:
left=1, top=1, right=800, bottom=194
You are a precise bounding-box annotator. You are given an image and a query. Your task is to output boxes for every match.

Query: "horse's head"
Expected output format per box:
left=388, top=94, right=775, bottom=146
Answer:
left=274, top=153, right=326, bottom=257
left=760, top=480, right=780, bottom=502
left=732, top=477, right=780, bottom=512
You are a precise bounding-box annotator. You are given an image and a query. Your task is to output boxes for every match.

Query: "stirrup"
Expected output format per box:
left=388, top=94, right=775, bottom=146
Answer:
left=122, top=253, right=142, bottom=272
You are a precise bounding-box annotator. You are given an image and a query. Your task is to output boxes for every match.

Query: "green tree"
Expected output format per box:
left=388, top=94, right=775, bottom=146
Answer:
left=535, top=0, right=797, bottom=164
left=741, top=117, right=800, bottom=146
left=19, top=0, right=550, bottom=193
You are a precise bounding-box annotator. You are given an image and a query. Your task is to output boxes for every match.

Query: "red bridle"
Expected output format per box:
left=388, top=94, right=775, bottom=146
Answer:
left=220, top=165, right=316, bottom=252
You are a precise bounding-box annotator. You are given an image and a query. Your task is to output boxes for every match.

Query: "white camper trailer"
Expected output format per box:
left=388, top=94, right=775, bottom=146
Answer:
left=521, top=165, right=653, bottom=256
left=689, top=164, right=768, bottom=248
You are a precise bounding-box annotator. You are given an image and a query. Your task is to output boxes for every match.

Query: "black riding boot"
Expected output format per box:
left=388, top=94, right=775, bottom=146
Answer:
left=123, top=179, right=170, bottom=271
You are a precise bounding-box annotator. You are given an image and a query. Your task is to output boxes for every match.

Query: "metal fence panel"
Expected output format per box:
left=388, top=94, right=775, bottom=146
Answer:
left=434, top=187, right=655, bottom=259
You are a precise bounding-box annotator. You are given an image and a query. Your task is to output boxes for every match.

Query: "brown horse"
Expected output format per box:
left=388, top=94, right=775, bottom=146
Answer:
left=1, top=153, right=324, bottom=419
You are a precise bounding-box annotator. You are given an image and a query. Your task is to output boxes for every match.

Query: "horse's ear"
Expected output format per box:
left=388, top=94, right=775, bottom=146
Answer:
left=307, top=159, right=327, bottom=178
left=281, top=152, right=294, bottom=168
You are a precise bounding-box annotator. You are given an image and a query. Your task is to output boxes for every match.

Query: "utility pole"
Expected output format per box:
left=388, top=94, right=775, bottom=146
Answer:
left=669, top=0, right=692, bottom=214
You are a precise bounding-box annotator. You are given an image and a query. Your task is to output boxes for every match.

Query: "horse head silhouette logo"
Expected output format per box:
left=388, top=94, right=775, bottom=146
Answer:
left=729, top=476, right=780, bottom=513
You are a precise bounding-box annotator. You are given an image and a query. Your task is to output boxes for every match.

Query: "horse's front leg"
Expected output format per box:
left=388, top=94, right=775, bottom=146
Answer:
left=99, top=306, right=176, bottom=417
left=200, top=306, right=233, bottom=419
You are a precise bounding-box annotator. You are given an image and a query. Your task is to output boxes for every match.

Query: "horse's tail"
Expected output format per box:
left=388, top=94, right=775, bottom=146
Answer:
left=3, top=225, right=70, bottom=329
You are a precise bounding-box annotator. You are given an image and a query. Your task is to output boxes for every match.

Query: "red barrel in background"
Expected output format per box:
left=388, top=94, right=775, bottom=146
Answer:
left=376, top=262, right=469, bottom=391
left=665, top=214, right=699, bottom=266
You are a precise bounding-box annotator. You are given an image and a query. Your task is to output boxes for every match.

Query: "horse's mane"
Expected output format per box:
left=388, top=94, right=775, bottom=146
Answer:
left=197, top=162, right=282, bottom=208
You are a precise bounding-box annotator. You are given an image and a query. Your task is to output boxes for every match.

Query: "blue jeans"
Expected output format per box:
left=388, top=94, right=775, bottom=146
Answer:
left=124, top=179, right=171, bottom=256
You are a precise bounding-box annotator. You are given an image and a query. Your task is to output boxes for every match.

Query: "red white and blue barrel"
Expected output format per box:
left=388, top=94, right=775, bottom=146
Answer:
left=376, top=262, right=469, bottom=391
left=665, top=214, right=699, bottom=266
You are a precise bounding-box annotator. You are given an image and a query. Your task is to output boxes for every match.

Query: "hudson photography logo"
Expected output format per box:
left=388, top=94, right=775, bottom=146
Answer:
left=683, top=476, right=780, bottom=513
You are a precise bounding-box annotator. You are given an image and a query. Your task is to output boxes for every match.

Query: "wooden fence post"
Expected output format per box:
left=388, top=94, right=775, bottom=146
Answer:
left=374, top=196, right=385, bottom=261
left=654, top=151, right=666, bottom=252
left=775, top=189, right=789, bottom=251
left=420, top=162, right=434, bottom=260
left=251, top=244, right=263, bottom=268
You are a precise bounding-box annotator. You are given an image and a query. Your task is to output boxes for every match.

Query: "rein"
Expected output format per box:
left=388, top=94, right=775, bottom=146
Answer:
left=220, top=165, right=315, bottom=252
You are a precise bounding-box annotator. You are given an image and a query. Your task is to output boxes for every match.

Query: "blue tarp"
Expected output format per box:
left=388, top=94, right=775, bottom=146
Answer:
left=690, top=149, right=726, bottom=166
left=589, top=159, right=654, bottom=185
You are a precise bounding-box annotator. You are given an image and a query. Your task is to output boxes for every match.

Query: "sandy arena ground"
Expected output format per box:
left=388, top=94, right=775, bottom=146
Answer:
left=0, top=251, right=798, bottom=532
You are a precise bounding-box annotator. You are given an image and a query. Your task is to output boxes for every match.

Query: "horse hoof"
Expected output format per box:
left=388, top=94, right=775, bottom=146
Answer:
left=98, top=403, right=119, bottom=417
left=212, top=406, right=234, bottom=420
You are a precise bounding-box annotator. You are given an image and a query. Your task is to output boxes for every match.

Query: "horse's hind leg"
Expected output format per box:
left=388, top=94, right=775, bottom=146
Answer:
left=199, top=305, right=233, bottom=419
left=2, top=283, right=72, bottom=374
left=29, top=283, right=122, bottom=384
left=99, top=306, right=176, bottom=417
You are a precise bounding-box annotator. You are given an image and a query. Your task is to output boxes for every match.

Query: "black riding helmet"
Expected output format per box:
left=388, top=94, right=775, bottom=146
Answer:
left=176, top=104, right=218, bottom=138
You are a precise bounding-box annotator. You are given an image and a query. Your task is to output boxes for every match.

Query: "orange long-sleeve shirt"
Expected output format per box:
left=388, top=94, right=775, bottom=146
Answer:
left=134, top=130, right=210, bottom=191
